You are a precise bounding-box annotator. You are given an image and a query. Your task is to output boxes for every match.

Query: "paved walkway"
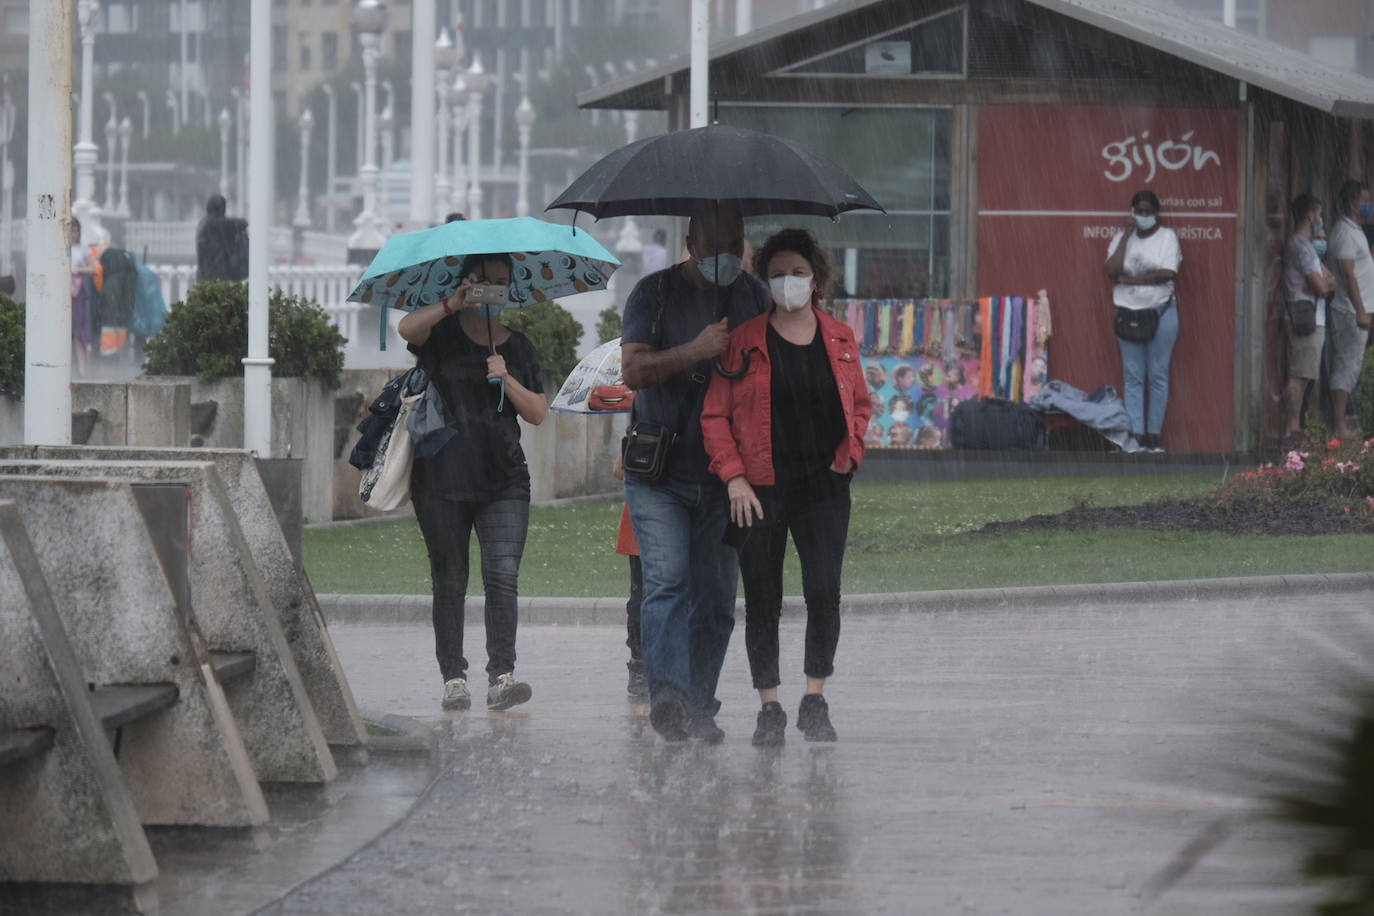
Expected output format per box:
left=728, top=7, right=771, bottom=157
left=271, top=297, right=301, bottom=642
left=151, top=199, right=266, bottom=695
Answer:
left=263, top=590, right=1373, bottom=915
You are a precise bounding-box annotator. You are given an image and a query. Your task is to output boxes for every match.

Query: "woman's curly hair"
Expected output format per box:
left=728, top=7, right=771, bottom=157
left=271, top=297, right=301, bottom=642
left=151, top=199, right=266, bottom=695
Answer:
left=752, top=228, right=833, bottom=304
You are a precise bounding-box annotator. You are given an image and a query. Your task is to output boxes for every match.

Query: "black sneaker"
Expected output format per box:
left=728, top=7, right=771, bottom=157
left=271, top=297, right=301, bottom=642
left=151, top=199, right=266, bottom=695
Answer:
left=686, top=715, right=725, bottom=745
left=797, top=694, right=837, bottom=742
left=752, top=702, right=787, bottom=747
left=649, top=698, right=688, bottom=742
left=626, top=661, right=648, bottom=698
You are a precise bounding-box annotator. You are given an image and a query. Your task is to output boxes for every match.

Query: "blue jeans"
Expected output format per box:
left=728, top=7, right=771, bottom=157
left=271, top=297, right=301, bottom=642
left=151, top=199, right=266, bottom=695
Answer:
left=1118, top=299, right=1179, bottom=436
left=624, top=473, right=738, bottom=717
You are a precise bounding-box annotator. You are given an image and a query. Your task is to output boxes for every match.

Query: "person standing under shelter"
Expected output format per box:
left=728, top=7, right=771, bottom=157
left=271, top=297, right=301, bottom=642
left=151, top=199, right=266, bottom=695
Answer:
left=1279, top=194, right=1335, bottom=448
left=620, top=205, right=768, bottom=743
left=1328, top=179, right=1373, bottom=440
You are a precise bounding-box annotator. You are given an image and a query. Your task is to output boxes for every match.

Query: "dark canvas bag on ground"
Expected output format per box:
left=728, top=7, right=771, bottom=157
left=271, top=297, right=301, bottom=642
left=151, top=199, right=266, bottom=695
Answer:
left=1113, top=305, right=1160, bottom=342
left=949, top=397, right=1046, bottom=451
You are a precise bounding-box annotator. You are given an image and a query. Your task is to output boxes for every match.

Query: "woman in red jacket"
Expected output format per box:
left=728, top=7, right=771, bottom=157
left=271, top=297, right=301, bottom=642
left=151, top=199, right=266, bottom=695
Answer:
left=701, top=229, right=871, bottom=746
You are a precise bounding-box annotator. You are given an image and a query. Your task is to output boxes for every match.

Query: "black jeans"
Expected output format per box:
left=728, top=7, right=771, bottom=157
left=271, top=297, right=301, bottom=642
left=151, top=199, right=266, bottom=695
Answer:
left=627, top=555, right=643, bottom=664
left=735, top=473, right=851, bottom=691
left=413, top=493, right=530, bottom=685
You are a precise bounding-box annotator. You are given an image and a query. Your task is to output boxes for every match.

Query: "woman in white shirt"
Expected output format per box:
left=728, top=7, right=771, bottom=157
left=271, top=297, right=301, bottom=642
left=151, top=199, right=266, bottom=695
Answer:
left=1104, top=190, right=1182, bottom=452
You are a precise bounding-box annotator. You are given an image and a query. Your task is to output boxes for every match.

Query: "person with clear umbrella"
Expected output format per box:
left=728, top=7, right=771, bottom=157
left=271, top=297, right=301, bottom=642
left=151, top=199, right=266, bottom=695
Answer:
left=619, top=204, right=769, bottom=743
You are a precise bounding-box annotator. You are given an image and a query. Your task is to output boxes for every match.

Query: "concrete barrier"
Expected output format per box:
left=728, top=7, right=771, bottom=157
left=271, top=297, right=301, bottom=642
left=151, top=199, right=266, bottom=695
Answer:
left=71, top=380, right=192, bottom=447
left=0, top=475, right=268, bottom=828
left=0, top=502, right=159, bottom=895
left=0, top=459, right=339, bottom=785
left=3, top=445, right=368, bottom=754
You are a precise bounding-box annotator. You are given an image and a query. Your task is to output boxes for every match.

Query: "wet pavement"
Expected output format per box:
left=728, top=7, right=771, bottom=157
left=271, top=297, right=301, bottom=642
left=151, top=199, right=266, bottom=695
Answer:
left=261, top=591, right=1374, bottom=915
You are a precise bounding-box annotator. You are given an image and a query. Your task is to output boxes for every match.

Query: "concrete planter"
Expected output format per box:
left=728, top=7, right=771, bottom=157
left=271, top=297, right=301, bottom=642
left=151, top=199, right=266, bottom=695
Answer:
left=0, top=394, right=19, bottom=446
left=168, top=376, right=336, bottom=524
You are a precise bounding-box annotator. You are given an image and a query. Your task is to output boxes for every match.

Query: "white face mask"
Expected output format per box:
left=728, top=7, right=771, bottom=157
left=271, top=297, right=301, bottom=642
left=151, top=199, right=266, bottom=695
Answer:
left=769, top=275, right=814, bottom=312
left=1134, top=213, right=1157, bottom=231
left=890, top=408, right=911, bottom=422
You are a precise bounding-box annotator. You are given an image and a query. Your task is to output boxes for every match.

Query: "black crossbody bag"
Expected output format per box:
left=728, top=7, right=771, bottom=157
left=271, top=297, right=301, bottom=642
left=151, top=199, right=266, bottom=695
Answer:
left=622, top=274, right=711, bottom=483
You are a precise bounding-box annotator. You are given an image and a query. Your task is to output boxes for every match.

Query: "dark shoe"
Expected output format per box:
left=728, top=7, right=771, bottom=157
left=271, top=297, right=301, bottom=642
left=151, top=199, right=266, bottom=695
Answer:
left=686, top=715, right=725, bottom=745
left=626, top=661, right=648, bottom=698
left=649, top=698, right=689, bottom=742
left=752, top=702, right=787, bottom=747
left=797, top=694, right=837, bottom=742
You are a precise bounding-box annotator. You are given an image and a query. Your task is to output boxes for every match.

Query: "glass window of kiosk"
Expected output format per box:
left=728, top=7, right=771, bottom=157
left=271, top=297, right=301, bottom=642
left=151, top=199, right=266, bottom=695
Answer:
left=715, top=105, right=952, bottom=299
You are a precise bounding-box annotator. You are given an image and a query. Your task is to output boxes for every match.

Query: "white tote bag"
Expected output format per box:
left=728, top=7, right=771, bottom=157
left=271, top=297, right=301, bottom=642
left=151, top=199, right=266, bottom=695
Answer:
left=359, top=393, right=421, bottom=510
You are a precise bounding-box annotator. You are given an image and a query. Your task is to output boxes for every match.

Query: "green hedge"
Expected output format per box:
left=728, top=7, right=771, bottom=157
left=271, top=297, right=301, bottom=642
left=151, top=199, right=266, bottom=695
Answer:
left=144, top=281, right=346, bottom=388
left=0, top=294, right=21, bottom=399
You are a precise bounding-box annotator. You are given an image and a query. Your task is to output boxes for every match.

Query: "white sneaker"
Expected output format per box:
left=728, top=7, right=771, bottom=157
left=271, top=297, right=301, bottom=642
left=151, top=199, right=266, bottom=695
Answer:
left=441, top=678, right=471, bottom=710
left=486, top=672, right=532, bottom=710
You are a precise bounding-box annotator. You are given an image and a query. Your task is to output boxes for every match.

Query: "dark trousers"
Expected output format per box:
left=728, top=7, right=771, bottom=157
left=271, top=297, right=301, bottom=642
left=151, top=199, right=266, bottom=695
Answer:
left=627, top=555, right=643, bottom=664
left=413, top=493, right=530, bottom=685
left=736, top=475, right=850, bottom=691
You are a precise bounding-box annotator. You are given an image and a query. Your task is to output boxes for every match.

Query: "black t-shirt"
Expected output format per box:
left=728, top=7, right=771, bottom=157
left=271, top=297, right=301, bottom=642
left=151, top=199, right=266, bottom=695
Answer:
left=767, top=322, right=844, bottom=487
left=620, top=264, right=769, bottom=482
left=407, top=317, right=544, bottom=502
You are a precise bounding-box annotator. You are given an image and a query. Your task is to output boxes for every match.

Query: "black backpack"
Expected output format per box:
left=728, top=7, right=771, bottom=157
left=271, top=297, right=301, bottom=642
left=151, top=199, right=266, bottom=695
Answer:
left=949, top=397, right=1046, bottom=451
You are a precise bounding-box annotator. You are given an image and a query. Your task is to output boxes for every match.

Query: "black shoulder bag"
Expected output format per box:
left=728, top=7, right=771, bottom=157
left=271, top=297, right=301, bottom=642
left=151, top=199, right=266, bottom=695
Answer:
left=622, top=274, right=708, bottom=483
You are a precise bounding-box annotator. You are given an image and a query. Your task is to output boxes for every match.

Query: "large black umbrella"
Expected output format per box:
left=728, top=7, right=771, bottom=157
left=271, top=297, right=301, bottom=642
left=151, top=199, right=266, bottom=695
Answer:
left=546, top=124, right=884, bottom=220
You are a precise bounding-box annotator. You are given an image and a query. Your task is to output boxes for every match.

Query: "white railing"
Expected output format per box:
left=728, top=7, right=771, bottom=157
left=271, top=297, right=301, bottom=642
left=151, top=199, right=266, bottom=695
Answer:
left=146, top=263, right=407, bottom=366
left=122, top=222, right=353, bottom=264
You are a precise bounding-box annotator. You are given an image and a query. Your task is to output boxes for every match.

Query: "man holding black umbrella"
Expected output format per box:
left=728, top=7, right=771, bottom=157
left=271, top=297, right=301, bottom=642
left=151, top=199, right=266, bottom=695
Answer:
left=620, top=204, right=769, bottom=743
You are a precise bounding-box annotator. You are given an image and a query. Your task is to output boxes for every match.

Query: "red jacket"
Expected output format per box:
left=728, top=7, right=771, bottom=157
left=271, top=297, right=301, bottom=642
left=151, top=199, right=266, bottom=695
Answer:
left=702, top=308, right=872, bottom=487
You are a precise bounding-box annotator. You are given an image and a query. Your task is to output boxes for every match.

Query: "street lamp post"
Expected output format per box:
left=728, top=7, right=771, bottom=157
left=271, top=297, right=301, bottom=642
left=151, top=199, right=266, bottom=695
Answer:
left=448, top=73, right=467, bottom=215
left=409, top=0, right=436, bottom=227
left=433, top=28, right=456, bottom=222
left=136, top=89, right=149, bottom=138
left=350, top=81, right=364, bottom=172
left=117, top=116, right=132, bottom=217
left=515, top=95, right=533, bottom=218
left=465, top=57, right=488, bottom=220
left=166, top=88, right=180, bottom=136
left=348, top=0, right=389, bottom=257
left=218, top=108, right=233, bottom=201
left=0, top=75, right=15, bottom=276
left=73, top=0, right=103, bottom=238
left=380, top=80, right=395, bottom=171
left=294, top=107, right=314, bottom=229
left=102, top=97, right=117, bottom=214
left=321, top=83, right=337, bottom=231
left=616, top=110, right=642, bottom=264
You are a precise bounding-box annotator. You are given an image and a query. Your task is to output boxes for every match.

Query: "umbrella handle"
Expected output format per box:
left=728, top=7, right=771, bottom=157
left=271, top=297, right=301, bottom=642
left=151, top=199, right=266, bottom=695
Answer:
left=489, top=377, right=506, bottom=413
left=714, top=349, right=751, bottom=379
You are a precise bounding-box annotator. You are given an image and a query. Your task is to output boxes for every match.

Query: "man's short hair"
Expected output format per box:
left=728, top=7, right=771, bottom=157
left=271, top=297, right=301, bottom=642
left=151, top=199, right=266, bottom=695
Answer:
left=1337, top=179, right=1367, bottom=215
left=206, top=194, right=227, bottom=217
left=1290, top=193, right=1322, bottom=228
left=686, top=203, right=743, bottom=242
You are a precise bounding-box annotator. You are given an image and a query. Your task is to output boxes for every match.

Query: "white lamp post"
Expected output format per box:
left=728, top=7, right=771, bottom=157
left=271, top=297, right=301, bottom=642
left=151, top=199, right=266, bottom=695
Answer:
left=515, top=94, right=534, bottom=218
left=166, top=88, right=180, bottom=135
left=294, top=107, right=314, bottom=229
left=379, top=79, right=395, bottom=171
left=102, top=96, right=117, bottom=214
left=218, top=107, right=233, bottom=200
left=349, top=0, right=389, bottom=254
left=231, top=87, right=246, bottom=212
left=616, top=110, right=642, bottom=259
left=350, top=81, right=364, bottom=171
left=245, top=0, right=277, bottom=458
left=136, top=89, right=149, bottom=138
left=321, top=83, right=337, bottom=231
left=465, top=56, right=488, bottom=220
left=0, top=75, right=15, bottom=276
left=73, top=0, right=103, bottom=237
left=448, top=72, right=468, bottom=214
left=117, top=116, right=132, bottom=217
left=433, top=28, right=457, bottom=222
left=409, top=0, right=436, bottom=227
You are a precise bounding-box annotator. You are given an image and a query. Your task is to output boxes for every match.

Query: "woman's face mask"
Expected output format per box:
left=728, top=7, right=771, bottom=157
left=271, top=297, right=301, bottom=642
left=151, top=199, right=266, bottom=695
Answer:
left=890, top=407, right=912, bottom=422
left=697, top=253, right=742, bottom=286
left=1134, top=213, right=1158, bottom=231
left=769, top=274, right=814, bottom=312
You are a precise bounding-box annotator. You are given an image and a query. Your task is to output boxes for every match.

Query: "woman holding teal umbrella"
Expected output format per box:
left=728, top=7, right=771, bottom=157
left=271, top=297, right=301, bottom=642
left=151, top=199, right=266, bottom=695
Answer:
left=398, top=252, right=549, bottom=713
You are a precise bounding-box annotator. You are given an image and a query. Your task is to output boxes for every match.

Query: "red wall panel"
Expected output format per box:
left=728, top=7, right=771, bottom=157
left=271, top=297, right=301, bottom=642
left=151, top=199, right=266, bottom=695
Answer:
left=976, top=106, right=1241, bottom=452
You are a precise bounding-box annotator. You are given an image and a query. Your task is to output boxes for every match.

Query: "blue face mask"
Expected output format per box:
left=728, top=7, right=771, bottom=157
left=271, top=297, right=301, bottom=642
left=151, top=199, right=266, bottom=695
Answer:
left=697, top=253, right=742, bottom=286
left=1313, top=239, right=1329, bottom=258
left=1361, top=201, right=1374, bottom=222
left=1313, top=218, right=1325, bottom=235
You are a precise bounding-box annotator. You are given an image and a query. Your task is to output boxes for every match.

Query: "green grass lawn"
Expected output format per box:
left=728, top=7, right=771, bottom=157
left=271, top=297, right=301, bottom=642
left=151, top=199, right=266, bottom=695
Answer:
left=303, top=474, right=1374, bottom=596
